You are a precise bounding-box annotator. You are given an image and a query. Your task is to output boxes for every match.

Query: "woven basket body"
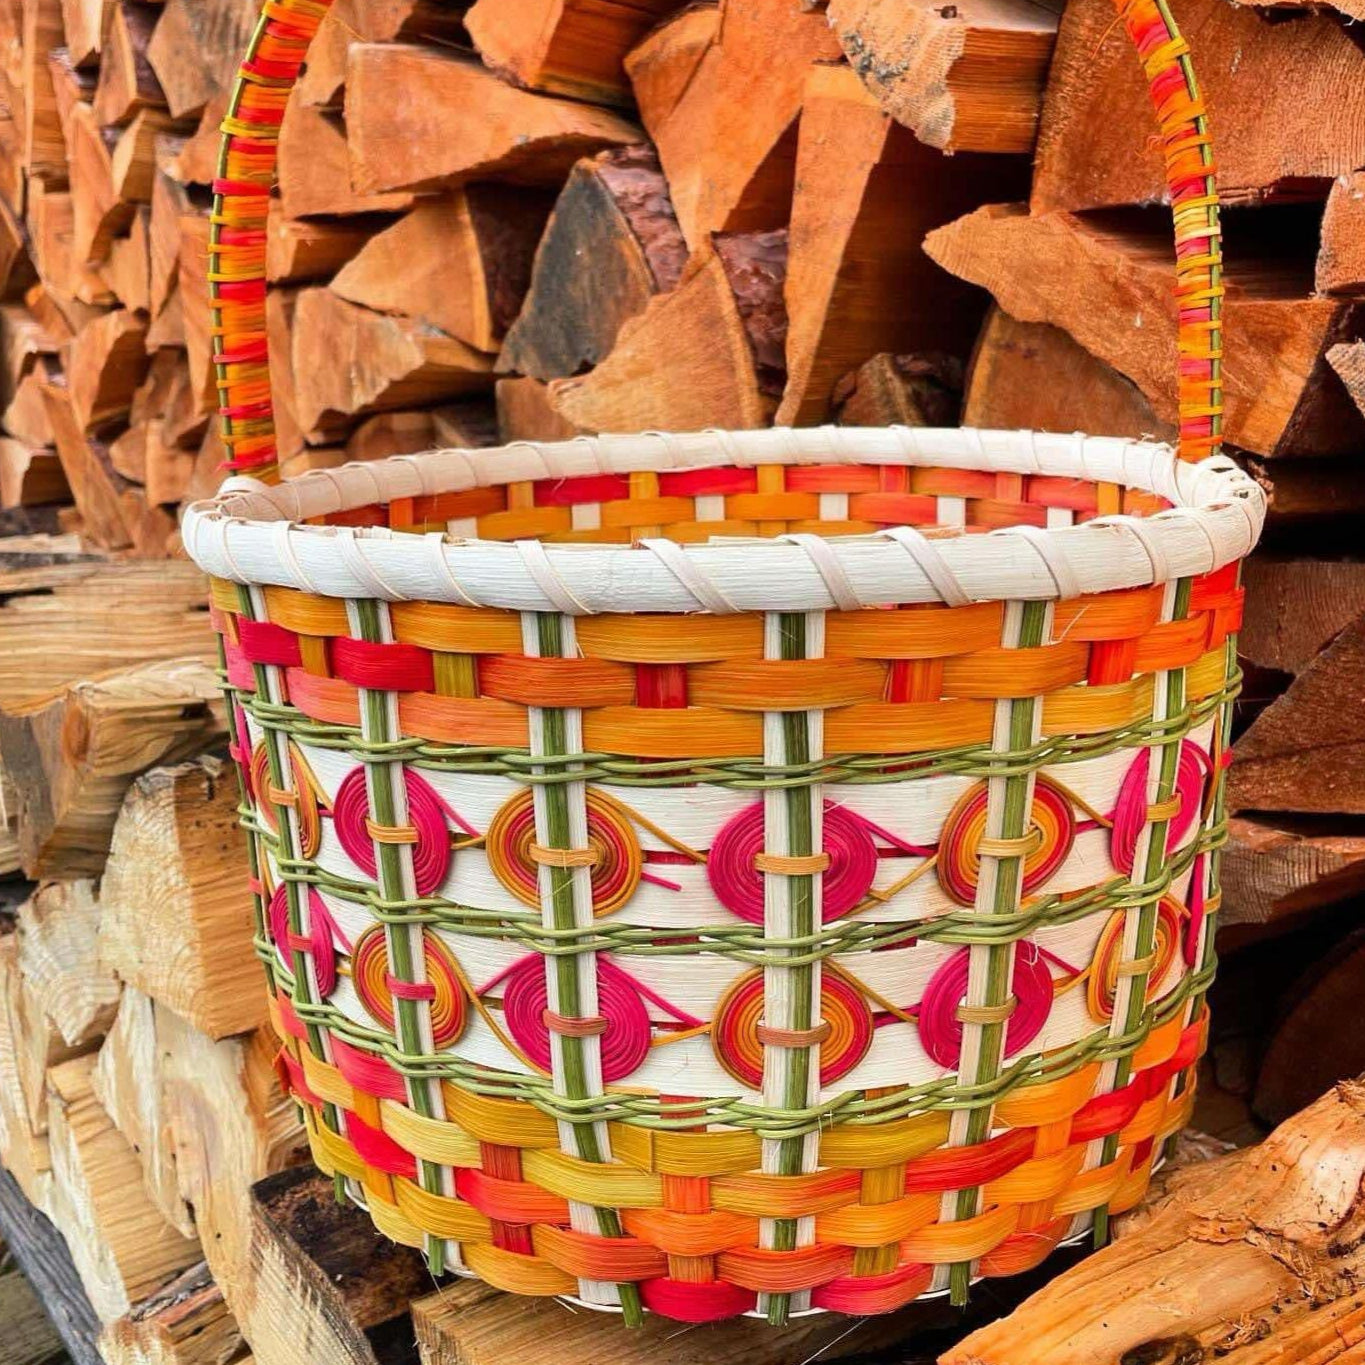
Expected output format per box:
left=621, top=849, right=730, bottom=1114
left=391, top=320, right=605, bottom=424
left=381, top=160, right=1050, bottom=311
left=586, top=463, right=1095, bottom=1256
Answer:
left=190, top=0, right=1266, bottom=1327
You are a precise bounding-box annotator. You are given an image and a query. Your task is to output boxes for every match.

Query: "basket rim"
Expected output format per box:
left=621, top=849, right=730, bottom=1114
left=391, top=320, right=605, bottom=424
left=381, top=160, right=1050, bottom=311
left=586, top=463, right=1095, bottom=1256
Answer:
left=182, top=426, right=1265, bottom=614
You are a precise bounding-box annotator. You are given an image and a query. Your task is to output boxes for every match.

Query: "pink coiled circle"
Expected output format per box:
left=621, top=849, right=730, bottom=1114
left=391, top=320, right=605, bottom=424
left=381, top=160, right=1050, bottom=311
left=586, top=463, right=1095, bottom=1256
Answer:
left=707, top=800, right=878, bottom=924
left=269, top=883, right=343, bottom=997
left=332, top=766, right=454, bottom=895
left=917, top=943, right=1053, bottom=1069
left=1110, top=740, right=1207, bottom=875
left=498, top=954, right=651, bottom=1083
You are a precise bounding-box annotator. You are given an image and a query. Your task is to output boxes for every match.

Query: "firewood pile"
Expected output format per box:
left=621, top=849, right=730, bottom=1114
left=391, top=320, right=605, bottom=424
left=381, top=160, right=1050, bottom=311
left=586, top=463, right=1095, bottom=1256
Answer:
left=0, top=0, right=1358, bottom=1361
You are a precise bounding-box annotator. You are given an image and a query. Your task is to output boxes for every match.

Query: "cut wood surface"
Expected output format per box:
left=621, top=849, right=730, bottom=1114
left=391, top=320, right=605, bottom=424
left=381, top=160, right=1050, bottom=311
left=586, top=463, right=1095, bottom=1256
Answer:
left=0, top=931, right=54, bottom=1211
left=345, top=43, right=641, bottom=195
left=1239, top=557, right=1365, bottom=675
left=1221, top=815, right=1365, bottom=932
left=98, top=1260, right=246, bottom=1365
left=943, top=1079, right=1365, bottom=1364
left=144, top=0, right=257, bottom=120
left=826, top=0, right=1060, bottom=153
left=832, top=352, right=962, bottom=430
left=498, top=144, right=685, bottom=379
left=495, top=375, right=583, bottom=442
left=1317, top=172, right=1365, bottom=296
left=100, top=755, right=262, bottom=1040
left=925, top=204, right=1365, bottom=456
left=1032, top=0, right=1365, bottom=213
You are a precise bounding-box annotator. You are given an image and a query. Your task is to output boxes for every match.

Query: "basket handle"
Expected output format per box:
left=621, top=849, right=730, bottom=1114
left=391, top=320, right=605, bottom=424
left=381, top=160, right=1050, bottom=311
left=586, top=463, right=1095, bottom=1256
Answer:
left=207, top=0, right=1223, bottom=482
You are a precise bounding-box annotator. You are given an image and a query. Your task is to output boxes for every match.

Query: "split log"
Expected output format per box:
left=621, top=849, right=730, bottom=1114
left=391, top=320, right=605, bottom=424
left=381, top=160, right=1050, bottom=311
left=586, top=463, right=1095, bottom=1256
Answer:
left=1317, top=172, right=1365, bottom=296
left=264, top=287, right=307, bottom=459
left=963, top=305, right=1174, bottom=442
left=1231, top=614, right=1365, bottom=816
left=832, top=351, right=961, bottom=428
left=344, top=43, right=641, bottom=195
left=465, top=0, right=683, bottom=107
left=924, top=203, right=1365, bottom=457
left=290, top=289, right=496, bottom=437
left=175, top=212, right=216, bottom=417
left=91, top=987, right=195, bottom=1238
left=45, top=43, right=97, bottom=147
left=22, top=0, right=67, bottom=182
left=276, top=91, right=415, bottom=220
left=0, top=932, right=53, bottom=1210
left=68, top=101, right=131, bottom=266
left=0, top=1167, right=101, bottom=1365
left=102, top=207, right=151, bottom=311
left=1238, top=557, right=1365, bottom=675
left=1032, top=0, right=1365, bottom=213
left=942, top=1078, right=1365, bottom=1365
left=148, top=161, right=188, bottom=322
left=495, top=375, right=583, bottom=442
left=100, top=755, right=263, bottom=1040
left=142, top=423, right=194, bottom=505
left=91, top=1, right=164, bottom=128
left=155, top=1013, right=304, bottom=1310
left=343, top=404, right=496, bottom=463
left=622, top=3, right=717, bottom=129
left=428, top=399, right=498, bottom=450
left=144, top=0, right=258, bottom=121
left=3, top=362, right=57, bottom=448
left=777, top=64, right=1023, bottom=424
left=625, top=0, right=841, bottom=247
left=109, top=109, right=179, bottom=202
left=1327, top=340, right=1365, bottom=419
left=110, top=423, right=148, bottom=482
left=0, top=556, right=211, bottom=711
left=825, top=0, right=1059, bottom=153
left=27, top=181, right=111, bottom=309
left=41, top=380, right=131, bottom=547
left=0, top=195, right=35, bottom=303
left=549, top=231, right=785, bottom=434
left=331, top=185, right=552, bottom=353
left=98, top=1261, right=246, bottom=1365
left=0, top=304, right=60, bottom=405
left=499, top=145, right=686, bottom=380
left=63, top=306, right=149, bottom=429
left=0, top=657, right=226, bottom=878
left=16, top=880, right=119, bottom=1049
left=45, top=1053, right=201, bottom=1323
left=234, top=1166, right=428, bottom=1365
left=60, top=0, right=110, bottom=68
left=0, top=439, right=68, bottom=507
left=1249, top=456, right=1365, bottom=521
left=265, top=203, right=378, bottom=285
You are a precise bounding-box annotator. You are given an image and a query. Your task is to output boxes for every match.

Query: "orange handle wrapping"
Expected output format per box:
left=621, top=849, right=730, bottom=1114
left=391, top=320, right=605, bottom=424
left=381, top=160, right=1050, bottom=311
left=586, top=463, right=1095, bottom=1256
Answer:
left=208, top=0, right=1224, bottom=482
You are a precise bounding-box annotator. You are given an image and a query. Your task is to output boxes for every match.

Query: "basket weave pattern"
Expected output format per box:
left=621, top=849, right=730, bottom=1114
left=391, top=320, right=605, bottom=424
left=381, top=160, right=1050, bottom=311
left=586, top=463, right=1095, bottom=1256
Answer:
left=190, top=0, right=1263, bottom=1327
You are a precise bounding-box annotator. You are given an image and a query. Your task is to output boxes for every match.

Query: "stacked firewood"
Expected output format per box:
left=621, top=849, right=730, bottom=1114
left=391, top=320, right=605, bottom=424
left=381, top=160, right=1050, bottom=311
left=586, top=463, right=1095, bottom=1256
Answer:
left=0, top=0, right=1359, bottom=1361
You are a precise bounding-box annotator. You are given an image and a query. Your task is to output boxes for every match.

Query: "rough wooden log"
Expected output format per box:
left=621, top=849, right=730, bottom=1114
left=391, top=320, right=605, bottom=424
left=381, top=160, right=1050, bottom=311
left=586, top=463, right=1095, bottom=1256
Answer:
left=100, top=756, right=262, bottom=1040
left=345, top=43, right=642, bottom=195
left=1239, top=557, right=1365, bottom=675
left=499, top=144, right=685, bottom=380
left=102, top=207, right=151, bottom=311
left=549, top=231, right=785, bottom=434
left=265, top=203, right=378, bottom=286
left=60, top=0, right=111, bottom=68
left=826, top=0, right=1059, bottom=153
left=0, top=932, right=54, bottom=1211
left=1231, top=614, right=1365, bottom=816
left=331, top=185, right=552, bottom=353
left=924, top=203, right=1365, bottom=457
left=465, top=0, right=683, bottom=107
left=942, top=1078, right=1365, bottom=1365
left=0, top=1167, right=101, bottom=1365
left=98, top=1261, right=246, bottom=1365
left=16, top=880, right=119, bottom=1049
left=622, top=3, right=716, bottom=129
left=235, top=1166, right=428, bottom=1365
left=1327, top=340, right=1365, bottom=419
left=1317, top=172, right=1365, bottom=297
left=291, top=289, right=496, bottom=436
left=91, top=986, right=195, bottom=1238
left=3, top=363, right=57, bottom=449
left=46, top=1053, right=201, bottom=1323
left=109, top=110, right=179, bottom=203
left=144, top=0, right=258, bottom=121
left=343, top=404, right=496, bottom=463
left=495, top=375, right=582, bottom=442
left=0, top=439, right=68, bottom=508
left=68, top=101, right=132, bottom=266
left=175, top=211, right=216, bottom=419
left=24, top=183, right=110, bottom=315
left=0, top=657, right=226, bottom=878
left=40, top=380, right=131, bottom=548
left=832, top=351, right=961, bottom=428
left=22, top=0, right=68, bottom=182
left=626, top=0, right=841, bottom=247
left=963, top=305, right=1174, bottom=442
left=91, top=1, right=164, bottom=128
left=63, top=306, right=149, bottom=429
left=1032, top=0, right=1365, bottom=213
left=777, top=64, right=1022, bottom=424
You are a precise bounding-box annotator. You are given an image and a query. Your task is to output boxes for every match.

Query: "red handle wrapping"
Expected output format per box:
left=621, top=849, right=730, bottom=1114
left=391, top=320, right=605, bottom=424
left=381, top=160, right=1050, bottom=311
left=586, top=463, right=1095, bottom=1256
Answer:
left=208, top=0, right=1223, bottom=482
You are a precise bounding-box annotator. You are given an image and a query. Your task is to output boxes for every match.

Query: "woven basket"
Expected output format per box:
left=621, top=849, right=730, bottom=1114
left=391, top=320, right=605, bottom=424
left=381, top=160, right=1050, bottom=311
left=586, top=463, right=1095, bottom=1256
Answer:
left=187, top=0, right=1266, bottom=1326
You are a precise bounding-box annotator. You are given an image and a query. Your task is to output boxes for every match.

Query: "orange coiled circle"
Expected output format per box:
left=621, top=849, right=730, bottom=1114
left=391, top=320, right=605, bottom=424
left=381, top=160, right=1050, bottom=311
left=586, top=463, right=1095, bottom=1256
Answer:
left=249, top=738, right=322, bottom=859
left=1085, top=897, right=1183, bottom=1023
left=486, top=789, right=642, bottom=917
left=351, top=925, right=467, bottom=1049
left=711, top=968, right=873, bottom=1090
left=937, top=777, right=1075, bottom=907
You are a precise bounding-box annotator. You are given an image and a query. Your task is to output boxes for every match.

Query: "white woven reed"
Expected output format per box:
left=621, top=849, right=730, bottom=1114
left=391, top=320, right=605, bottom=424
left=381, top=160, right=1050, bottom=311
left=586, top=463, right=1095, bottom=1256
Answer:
left=183, top=428, right=1265, bottom=609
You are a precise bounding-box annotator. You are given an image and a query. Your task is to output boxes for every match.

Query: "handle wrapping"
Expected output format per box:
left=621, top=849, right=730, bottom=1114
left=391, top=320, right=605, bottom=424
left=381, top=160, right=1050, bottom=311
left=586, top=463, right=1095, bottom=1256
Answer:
left=208, top=0, right=1224, bottom=481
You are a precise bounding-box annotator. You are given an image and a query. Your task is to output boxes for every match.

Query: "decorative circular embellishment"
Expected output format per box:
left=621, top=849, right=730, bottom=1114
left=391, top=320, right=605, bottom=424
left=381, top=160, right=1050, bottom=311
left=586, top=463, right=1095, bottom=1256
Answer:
left=268, top=883, right=340, bottom=998
left=486, top=789, right=641, bottom=917
left=351, top=925, right=467, bottom=1049
left=1110, top=740, right=1206, bottom=874
left=937, top=778, right=1075, bottom=907
left=498, top=954, right=651, bottom=1082
left=917, top=944, right=1053, bottom=1069
left=711, top=967, right=874, bottom=1089
left=333, top=766, right=454, bottom=895
left=250, top=739, right=322, bottom=858
left=707, top=801, right=878, bottom=925
left=1086, top=898, right=1183, bottom=1023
